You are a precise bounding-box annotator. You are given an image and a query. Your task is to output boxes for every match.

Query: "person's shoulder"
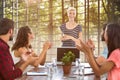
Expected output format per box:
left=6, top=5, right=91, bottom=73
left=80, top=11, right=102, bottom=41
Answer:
left=112, top=49, right=120, bottom=54
left=108, top=49, right=120, bottom=58
left=77, top=24, right=82, bottom=27
left=0, top=41, right=8, bottom=50
left=60, top=23, right=66, bottom=27
left=60, top=23, right=66, bottom=30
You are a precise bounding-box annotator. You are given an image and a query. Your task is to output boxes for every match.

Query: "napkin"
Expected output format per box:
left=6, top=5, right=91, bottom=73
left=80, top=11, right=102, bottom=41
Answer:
left=73, top=68, right=94, bottom=75
left=27, top=72, right=48, bottom=76
left=80, top=63, right=91, bottom=68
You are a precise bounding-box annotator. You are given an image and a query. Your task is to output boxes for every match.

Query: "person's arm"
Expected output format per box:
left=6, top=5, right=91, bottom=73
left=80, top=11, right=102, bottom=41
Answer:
left=61, top=34, right=78, bottom=42
left=78, top=32, right=82, bottom=40
left=0, top=49, right=22, bottom=80
left=76, top=40, right=115, bottom=76
left=34, top=41, right=52, bottom=66
left=15, top=59, right=24, bottom=68
left=96, top=56, right=106, bottom=65
left=18, top=54, right=39, bottom=70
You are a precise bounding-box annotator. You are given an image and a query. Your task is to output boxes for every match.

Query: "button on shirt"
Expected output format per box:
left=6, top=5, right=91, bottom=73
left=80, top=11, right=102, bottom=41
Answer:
left=0, top=39, right=22, bottom=80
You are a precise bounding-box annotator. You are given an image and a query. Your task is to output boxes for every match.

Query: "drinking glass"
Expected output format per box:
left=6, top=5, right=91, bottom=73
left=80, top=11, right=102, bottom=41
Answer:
left=79, top=65, right=85, bottom=80
left=52, top=58, right=57, bottom=67
left=52, top=58, right=58, bottom=73
left=75, top=58, right=81, bottom=67
left=45, top=63, right=54, bottom=78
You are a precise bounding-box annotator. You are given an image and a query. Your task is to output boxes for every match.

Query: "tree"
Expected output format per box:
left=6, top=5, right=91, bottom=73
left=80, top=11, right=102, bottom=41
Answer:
left=102, top=0, right=120, bottom=22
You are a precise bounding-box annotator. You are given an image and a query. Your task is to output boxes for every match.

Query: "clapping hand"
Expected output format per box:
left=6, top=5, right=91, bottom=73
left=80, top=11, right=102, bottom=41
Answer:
left=75, top=39, right=92, bottom=55
left=86, top=39, right=95, bottom=50
left=43, top=41, right=52, bottom=50
left=26, top=54, right=39, bottom=65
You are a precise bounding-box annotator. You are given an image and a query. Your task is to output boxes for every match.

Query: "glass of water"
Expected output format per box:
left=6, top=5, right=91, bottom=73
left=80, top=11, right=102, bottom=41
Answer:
left=45, top=63, right=54, bottom=77
left=75, top=58, right=81, bottom=67
left=52, top=58, right=57, bottom=67
left=79, top=65, right=85, bottom=80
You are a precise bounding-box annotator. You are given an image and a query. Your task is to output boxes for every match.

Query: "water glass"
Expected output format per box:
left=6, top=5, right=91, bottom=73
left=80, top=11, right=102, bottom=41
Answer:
left=75, top=58, right=81, bottom=74
left=45, top=63, right=54, bottom=77
left=52, top=58, right=57, bottom=67
left=75, top=58, right=81, bottom=67
left=79, top=65, right=85, bottom=80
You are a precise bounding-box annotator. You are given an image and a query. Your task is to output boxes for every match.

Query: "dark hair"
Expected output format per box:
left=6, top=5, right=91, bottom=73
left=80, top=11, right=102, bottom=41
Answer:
left=101, top=23, right=107, bottom=41
left=12, top=26, right=32, bottom=51
left=0, top=18, right=14, bottom=35
left=106, top=23, right=120, bottom=58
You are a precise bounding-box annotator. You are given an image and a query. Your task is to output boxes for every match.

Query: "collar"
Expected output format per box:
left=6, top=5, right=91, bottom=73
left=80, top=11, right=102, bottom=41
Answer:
left=0, top=38, right=9, bottom=48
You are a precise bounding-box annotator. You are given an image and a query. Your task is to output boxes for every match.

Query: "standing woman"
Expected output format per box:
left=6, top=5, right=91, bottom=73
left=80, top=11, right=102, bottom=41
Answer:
left=12, top=26, right=51, bottom=67
left=76, top=23, right=120, bottom=80
left=60, top=7, right=82, bottom=47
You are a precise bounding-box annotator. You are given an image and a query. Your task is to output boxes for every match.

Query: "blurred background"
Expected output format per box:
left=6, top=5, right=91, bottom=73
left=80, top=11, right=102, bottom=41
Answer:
left=0, top=0, right=120, bottom=62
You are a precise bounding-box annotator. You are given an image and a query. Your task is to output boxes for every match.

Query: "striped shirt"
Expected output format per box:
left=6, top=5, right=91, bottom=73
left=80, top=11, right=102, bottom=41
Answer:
left=60, top=23, right=82, bottom=47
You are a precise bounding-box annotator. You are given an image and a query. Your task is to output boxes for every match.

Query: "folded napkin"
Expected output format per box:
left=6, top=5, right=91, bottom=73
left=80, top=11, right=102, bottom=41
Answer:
left=73, top=68, right=94, bottom=75
left=27, top=72, right=48, bottom=76
left=80, top=63, right=91, bottom=68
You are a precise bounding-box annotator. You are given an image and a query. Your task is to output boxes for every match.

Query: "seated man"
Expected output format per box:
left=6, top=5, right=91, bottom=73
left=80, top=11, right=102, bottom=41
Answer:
left=0, top=18, right=38, bottom=80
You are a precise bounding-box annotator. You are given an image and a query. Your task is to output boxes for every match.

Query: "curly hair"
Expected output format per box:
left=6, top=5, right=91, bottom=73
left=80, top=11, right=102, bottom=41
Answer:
left=12, top=26, right=32, bottom=51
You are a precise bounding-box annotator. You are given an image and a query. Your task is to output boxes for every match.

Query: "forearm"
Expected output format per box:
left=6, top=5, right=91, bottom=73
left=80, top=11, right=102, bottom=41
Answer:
left=86, top=53, right=101, bottom=76
left=34, top=49, right=47, bottom=66
left=33, top=41, right=51, bottom=66
left=0, top=59, right=23, bottom=79
left=78, top=32, right=82, bottom=40
left=15, top=60, right=24, bottom=68
left=39, top=50, right=47, bottom=65
left=71, top=37, right=78, bottom=42
left=18, top=61, right=29, bottom=72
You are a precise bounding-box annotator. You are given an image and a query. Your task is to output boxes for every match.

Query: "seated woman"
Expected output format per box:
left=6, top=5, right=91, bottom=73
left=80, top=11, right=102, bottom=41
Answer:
left=76, top=23, right=120, bottom=80
left=12, top=26, right=52, bottom=67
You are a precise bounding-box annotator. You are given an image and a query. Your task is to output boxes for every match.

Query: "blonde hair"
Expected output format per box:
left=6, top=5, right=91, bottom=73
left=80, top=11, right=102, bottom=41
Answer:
left=67, top=7, right=76, bottom=13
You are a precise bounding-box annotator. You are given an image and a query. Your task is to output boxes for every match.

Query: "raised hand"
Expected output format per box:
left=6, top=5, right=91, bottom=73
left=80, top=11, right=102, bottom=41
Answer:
left=75, top=39, right=92, bottom=55
left=86, top=39, right=95, bottom=50
left=43, top=41, right=52, bottom=50
left=26, top=55, right=39, bottom=65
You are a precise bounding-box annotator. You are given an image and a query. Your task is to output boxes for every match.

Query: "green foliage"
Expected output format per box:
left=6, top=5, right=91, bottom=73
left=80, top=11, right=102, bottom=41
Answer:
left=61, top=51, right=75, bottom=65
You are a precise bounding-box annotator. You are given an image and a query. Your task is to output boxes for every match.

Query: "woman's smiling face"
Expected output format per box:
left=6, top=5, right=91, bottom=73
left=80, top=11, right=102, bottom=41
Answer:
left=67, top=10, right=76, bottom=19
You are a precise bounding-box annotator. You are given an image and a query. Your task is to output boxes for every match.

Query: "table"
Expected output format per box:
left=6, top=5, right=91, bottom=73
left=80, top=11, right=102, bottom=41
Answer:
left=16, top=64, right=96, bottom=80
